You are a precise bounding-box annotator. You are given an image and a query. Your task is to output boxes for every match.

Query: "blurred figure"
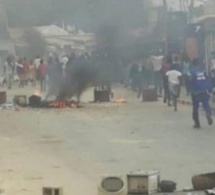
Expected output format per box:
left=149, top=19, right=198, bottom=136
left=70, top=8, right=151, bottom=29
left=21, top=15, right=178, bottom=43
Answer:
left=210, top=52, right=215, bottom=78
left=136, top=61, right=150, bottom=98
left=33, top=55, right=41, bottom=81
left=16, top=59, right=25, bottom=88
left=22, top=57, right=29, bottom=85
left=151, top=55, right=163, bottom=96
left=129, top=63, right=139, bottom=91
left=68, top=53, right=76, bottom=66
left=210, top=53, right=215, bottom=90
left=137, top=63, right=143, bottom=98
left=45, top=57, right=62, bottom=100
left=172, top=56, right=182, bottom=72
left=161, top=56, right=171, bottom=105
left=190, top=58, right=213, bottom=129
left=5, top=56, right=14, bottom=89
left=39, top=59, right=47, bottom=92
left=61, top=55, right=69, bottom=77
left=28, top=60, right=36, bottom=86
left=166, top=64, right=182, bottom=111
left=182, top=56, right=191, bottom=96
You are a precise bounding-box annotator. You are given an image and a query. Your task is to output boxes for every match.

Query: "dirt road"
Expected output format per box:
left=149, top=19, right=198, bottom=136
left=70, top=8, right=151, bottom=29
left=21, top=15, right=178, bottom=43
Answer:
left=0, top=86, right=214, bottom=195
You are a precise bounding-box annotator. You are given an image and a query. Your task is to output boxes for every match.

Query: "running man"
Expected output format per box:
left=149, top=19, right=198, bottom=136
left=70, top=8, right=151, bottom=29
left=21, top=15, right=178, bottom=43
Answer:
left=166, top=64, right=182, bottom=111
left=190, top=58, right=213, bottom=129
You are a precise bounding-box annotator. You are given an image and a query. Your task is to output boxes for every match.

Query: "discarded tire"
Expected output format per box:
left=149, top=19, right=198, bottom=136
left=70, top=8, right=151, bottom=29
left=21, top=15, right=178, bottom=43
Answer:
left=192, top=173, right=215, bottom=190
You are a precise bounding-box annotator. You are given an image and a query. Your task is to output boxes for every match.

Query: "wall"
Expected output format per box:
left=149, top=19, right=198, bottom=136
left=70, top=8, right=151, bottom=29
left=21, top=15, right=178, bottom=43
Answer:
left=204, top=0, right=215, bottom=15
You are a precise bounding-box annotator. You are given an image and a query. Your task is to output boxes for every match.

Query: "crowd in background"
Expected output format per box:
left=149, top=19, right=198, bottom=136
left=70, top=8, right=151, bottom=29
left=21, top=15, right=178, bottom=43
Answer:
left=1, top=52, right=114, bottom=94
left=129, top=53, right=215, bottom=105
left=1, top=54, right=69, bottom=91
left=1, top=52, right=215, bottom=101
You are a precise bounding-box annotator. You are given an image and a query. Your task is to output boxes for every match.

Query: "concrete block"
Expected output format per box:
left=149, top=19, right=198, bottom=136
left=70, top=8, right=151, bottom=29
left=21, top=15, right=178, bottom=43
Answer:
left=43, top=187, right=63, bottom=195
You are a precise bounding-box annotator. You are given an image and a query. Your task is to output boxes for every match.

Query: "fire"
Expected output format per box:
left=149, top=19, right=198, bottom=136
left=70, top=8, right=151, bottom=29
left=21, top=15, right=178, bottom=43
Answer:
left=48, top=101, right=77, bottom=108
left=34, top=88, right=41, bottom=97
left=115, top=98, right=126, bottom=103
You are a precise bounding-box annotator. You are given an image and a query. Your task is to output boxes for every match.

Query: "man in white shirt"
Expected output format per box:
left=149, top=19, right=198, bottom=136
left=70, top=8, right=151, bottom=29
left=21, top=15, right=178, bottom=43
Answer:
left=151, top=55, right=163, bottom=96
left=166, top=66, right=182, bottom=111
left=33, top=56, right=41, bottom=80
left=166, top=69, right=182, bottom=85
left=61, top=55, right=69, bottom=77
left=5, top=56, right=15, bottom=89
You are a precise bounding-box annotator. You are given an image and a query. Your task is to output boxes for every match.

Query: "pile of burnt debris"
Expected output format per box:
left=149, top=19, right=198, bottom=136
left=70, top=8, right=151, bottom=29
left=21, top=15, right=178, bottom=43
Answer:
left=14, top=95, right=79, bottom=108
left=0, top=88, right=124, bottom=110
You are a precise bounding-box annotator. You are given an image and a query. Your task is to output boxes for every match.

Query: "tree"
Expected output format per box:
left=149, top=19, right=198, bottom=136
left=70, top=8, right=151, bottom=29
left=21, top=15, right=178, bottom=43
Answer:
left=23, top=28, right=47, bottom=59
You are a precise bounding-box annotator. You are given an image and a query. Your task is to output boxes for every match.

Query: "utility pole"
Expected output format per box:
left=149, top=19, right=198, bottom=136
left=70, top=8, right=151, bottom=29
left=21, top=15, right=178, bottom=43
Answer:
left=163, top=0, right=168, bottom=55
left=0, top=0, right=9, bottom=30
left=189, top=0, right=194, bottom=23
left=163, top=0, right=168, bottom=12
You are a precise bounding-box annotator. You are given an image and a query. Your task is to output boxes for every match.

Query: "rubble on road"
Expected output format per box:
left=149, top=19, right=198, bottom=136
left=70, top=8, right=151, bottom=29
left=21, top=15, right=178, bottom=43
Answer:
left=0, top=102, right=20, bottom=111
left=0, top=102, right=15, bottom=110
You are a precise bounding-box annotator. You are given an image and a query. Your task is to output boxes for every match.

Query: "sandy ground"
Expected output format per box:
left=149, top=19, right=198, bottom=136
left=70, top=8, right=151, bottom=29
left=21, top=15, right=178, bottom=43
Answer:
left=0, top=85, right=215, bottom=195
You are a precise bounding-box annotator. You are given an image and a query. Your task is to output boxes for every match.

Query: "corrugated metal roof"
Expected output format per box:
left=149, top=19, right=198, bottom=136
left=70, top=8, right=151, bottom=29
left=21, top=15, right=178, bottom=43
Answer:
left=194, top=14, right=215, bottom=23
left=151, top=0, right=207, bottom=10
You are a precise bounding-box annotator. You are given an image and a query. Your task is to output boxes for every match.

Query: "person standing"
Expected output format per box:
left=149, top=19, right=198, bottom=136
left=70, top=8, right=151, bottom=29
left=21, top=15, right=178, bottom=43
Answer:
left=16, top=59, right=25, bottom=88
left=61, top=55, right=69, bottom=78
left=210, top=54, right=215, bottom=90
left=151, top=55, right=163, bottom=96
left=39, top=59, right=47, bottom=92
left=161, top=56, right=172, bottom=105
left=129, top=63, right=139, bottom=91
left=190, top=58, right=213, bottom=129
left=22, top=57, right=29, bottom=85
left=28, top=60, right=36, bottom=86
left=172, top=56, right=182, bottom=72
left=5, top=56, right=14, bottom=89
left=182, top=56, right=191, bottom=96
left=210, top=53, right=215, bottom=77
left=33, top=55, right=41, bottom=81
left=136, top=63, right=144, bottom=98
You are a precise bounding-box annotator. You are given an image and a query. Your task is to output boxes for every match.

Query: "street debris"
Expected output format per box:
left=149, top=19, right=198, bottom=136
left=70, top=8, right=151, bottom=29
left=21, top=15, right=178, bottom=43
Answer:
left=0, top=102, right=15, bottom=110
left=13, top=95, right=27, bottom=106
left=160, top=180, right=177, bottom=192
left=114, top=98, right=127, bottom=103
left=127, top=170, right=160, bottom=194
left=192, top=172, right=215, bottom=190
left=183, top=187, right=194, bottom=192
left=206, top=189, right=215, bottom=195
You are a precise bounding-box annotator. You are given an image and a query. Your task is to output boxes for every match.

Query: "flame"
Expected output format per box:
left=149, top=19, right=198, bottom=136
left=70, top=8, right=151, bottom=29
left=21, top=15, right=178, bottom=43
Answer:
left=34, top=89, right=41, bottom=97
left=115, top=98, right=126, bottom=103
left=48, top=101, right=77, bottom=108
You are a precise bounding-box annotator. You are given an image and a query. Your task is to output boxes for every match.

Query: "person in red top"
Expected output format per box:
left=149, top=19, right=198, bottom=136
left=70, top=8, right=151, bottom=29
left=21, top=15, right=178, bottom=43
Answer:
left=39, top=59, right=47, bottom=92
left=162, top=56, right=172, bottom=106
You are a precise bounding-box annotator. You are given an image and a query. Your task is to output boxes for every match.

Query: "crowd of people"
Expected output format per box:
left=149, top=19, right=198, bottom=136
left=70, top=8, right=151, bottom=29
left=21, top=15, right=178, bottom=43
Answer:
left=128, top=54, right=214, bottom=128
left=2, top=54, right=72, bottom=92
left=1, top=51, right=214, bottom=128
left=3, top=55, right=45, bottom=89
left=1, top=52, right=114, bottom=96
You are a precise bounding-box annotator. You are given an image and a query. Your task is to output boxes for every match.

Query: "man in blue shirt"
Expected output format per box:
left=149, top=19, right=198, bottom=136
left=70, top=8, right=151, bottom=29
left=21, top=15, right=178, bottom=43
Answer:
left=190, top=58, right=213, bottom=129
